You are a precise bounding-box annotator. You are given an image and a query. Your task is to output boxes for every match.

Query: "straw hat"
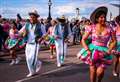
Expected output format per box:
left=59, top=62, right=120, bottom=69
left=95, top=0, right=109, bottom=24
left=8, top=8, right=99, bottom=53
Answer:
left=90, top=6, right=108, bottom=23
left=57, top=15, right=66, bottom=22
left=29, top=10, right=40, bottom=17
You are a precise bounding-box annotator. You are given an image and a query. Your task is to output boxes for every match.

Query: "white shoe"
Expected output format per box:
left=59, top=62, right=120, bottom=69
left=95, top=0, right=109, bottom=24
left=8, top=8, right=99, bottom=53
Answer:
left=26, top=73, right=34, bottom=77
left=9, top=60, right=15, bottom=66
left=15, top=57, right=21, bottom=64
left=57, top=63, right=61, bottom=67
left=36, top=61, right=42, bottom=73
left=113, top=72, right=118, bottom=77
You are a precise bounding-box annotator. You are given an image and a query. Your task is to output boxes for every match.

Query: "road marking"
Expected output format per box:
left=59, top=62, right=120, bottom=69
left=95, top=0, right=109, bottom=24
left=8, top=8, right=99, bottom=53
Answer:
left=15, top=65, right=72, bottom=82
left=15, top=53, right=82, bottom=82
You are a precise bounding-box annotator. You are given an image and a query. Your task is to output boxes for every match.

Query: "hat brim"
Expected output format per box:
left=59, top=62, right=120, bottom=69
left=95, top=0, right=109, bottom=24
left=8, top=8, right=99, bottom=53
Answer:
left=90, top=6, right=108, bottom=23
left=57, top=18, right=66, bottom=22
left=29, top=13, right=39, bottom=17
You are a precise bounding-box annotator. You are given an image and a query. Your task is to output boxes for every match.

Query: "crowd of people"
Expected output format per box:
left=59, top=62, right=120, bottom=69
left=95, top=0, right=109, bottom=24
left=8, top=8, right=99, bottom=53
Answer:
left=0, top=6, right=120, bottom=82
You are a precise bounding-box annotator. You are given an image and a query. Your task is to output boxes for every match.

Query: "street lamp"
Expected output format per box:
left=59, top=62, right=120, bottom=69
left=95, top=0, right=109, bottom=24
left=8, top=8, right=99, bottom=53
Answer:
left=76, top=8, right=80, bottom=20
left=47, top=0, right=52, bottom=22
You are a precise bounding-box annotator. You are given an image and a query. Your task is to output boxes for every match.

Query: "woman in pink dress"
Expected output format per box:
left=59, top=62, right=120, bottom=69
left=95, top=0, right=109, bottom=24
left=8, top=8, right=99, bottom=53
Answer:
left=77, top=6, right=116, bottom=82
left=7, top=21, right=21, bottom=65
left=112, top=15, right=120, bottom=77
left=47, top=20, right=57, bottom=59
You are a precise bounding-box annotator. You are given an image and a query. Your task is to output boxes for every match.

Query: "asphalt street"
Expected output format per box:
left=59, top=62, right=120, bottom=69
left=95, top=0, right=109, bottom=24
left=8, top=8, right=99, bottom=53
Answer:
left=0, top=45, right=120, bottom=82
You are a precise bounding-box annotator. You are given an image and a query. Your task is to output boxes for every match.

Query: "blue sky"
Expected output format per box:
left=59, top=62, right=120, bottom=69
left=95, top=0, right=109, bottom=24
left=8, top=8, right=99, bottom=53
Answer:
left=0, top=0, right=119, bottom=20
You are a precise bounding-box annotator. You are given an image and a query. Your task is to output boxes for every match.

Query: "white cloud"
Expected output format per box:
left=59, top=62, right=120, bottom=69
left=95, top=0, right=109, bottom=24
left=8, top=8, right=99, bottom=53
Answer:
left=0, top=3, right=48, bottom=18
left=55, top=5, right=74, bottom=15
left=0, top=0, right=119, bottom=20
left=53, top=2, right=105, bottom=18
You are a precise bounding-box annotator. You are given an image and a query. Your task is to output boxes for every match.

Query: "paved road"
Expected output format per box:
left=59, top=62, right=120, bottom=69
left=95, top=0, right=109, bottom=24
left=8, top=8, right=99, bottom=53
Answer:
left=0, top=45, right=120, bottom=82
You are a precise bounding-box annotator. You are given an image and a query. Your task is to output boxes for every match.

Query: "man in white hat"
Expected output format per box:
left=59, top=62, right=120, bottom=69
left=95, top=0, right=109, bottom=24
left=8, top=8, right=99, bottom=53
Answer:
left=54, top=15, right=72, bottom=67
left=19, top=10, right=46, bottom=77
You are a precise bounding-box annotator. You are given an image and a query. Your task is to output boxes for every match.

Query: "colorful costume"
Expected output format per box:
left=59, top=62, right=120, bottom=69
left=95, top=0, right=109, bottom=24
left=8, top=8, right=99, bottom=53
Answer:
left=54, top=23, right=71, bottom=67
left=114, top=27, right=120, bottom=56
left=48, top=27, right=55, bottom=49
left=7, top=29, right=19, bottom=49
left=77, top=25, right=113, bottom=68
left=6, top=29, right=27, bottom=49
left=19, top=22, right=46, bottom=75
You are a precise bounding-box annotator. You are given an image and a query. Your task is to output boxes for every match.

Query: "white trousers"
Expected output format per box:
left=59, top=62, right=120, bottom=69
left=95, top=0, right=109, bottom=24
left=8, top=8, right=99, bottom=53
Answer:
left=25, top=43, right=41, bottom=74
left=55, top=39, right=67, bottom=65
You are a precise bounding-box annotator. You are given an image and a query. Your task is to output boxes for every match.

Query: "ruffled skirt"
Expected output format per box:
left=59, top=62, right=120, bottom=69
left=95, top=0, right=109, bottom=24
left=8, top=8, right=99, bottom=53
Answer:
left=77, top=43, right=113, bottom=68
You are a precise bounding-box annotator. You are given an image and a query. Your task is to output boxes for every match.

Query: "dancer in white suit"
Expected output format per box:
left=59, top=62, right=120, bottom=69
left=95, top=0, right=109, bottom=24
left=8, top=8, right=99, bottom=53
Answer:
left=19, top=10, right=46, bottom=77
left=54, top=16, right=71, bottom=67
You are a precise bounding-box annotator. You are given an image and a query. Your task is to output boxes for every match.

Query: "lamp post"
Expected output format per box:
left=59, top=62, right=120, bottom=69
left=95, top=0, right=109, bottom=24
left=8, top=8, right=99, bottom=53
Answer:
left=47, top=0, right=52, bottom=22
left=76, top=8, right=80, bottom=20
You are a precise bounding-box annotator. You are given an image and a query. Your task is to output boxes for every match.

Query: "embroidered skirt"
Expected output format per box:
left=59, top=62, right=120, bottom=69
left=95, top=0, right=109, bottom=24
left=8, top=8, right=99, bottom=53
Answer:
left=49, top=36, right=55, bottom=45
left=77, top=43, right=112, bottom=68
left=7, top=38, right=18, bottom=49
